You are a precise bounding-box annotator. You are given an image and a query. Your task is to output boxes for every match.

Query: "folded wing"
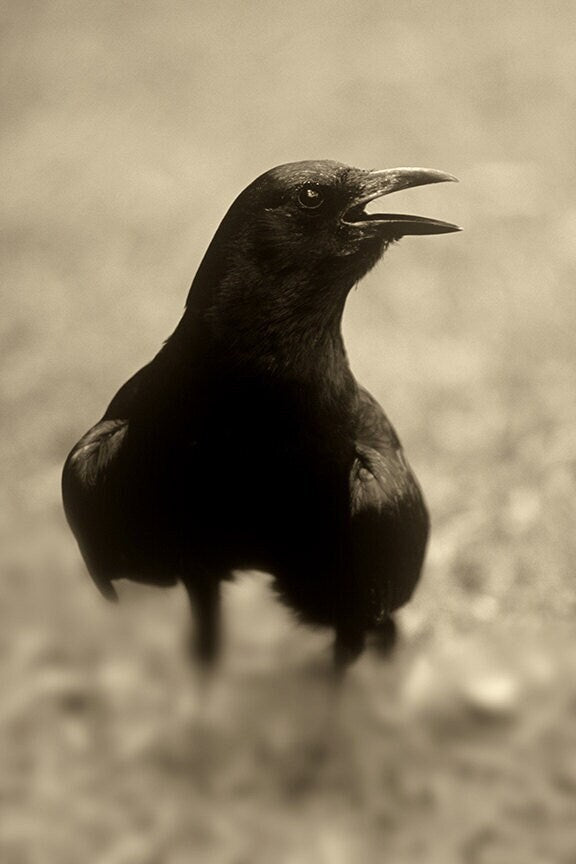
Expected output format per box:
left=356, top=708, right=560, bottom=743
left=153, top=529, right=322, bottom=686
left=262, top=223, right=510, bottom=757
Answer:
left=349, top=387, right=429, bottom=619
left=62, top=419, right=129, bottom=600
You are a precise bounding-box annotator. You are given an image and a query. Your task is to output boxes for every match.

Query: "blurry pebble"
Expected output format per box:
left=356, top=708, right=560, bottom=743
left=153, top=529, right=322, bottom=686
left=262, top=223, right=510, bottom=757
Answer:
left=471, top=594, right=499, bottom=622
left=462, top=672, right=521, bottom=718
left=401, top=652, right=523, bottom=727
left=506, top=487, right=541, bottom=532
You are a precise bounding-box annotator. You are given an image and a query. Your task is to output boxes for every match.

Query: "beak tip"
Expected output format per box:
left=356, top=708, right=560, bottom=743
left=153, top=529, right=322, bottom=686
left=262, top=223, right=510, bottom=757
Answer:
left=440, top=222, right=463, bottom=234
left=429, top=170, right=459, bottom=185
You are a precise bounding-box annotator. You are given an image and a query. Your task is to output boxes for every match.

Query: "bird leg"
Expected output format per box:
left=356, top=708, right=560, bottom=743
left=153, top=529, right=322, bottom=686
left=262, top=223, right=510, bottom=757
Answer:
left=183, top=575, right=222, bottom=670
left=333, top=622, right=365, bottom=680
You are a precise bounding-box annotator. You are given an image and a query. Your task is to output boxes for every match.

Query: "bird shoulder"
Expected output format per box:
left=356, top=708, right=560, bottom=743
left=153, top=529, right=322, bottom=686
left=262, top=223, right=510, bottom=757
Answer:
left=65, top=419, right=128, bottom=490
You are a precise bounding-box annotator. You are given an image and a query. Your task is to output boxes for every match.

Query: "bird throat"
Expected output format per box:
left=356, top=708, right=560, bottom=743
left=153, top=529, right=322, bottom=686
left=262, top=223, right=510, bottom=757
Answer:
left=183, top=263, right=350, bottom=374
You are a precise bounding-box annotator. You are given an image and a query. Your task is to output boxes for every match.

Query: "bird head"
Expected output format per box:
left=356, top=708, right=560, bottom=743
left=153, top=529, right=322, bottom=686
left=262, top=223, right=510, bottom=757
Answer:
left=184, top=160, right=460, bottom=354
left=204, top=160, right=459, bottom=286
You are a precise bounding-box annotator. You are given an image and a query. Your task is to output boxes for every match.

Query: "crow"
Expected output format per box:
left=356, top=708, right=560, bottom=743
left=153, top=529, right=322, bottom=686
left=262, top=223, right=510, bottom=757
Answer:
left=62, top=160, right=459, bottom=674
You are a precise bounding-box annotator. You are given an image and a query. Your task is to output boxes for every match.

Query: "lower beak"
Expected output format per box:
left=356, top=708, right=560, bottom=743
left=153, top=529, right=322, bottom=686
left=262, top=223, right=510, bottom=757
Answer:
left=343, top=167, right=461, bottom=235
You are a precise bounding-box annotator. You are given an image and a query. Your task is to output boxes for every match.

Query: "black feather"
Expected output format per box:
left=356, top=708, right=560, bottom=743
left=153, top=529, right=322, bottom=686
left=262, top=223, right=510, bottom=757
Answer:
left=62, top=159, right=458, bottom=672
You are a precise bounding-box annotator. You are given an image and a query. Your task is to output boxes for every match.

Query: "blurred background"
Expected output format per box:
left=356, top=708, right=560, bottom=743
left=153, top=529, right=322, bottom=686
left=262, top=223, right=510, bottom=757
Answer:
left=2, top=0, right=576, bottom=861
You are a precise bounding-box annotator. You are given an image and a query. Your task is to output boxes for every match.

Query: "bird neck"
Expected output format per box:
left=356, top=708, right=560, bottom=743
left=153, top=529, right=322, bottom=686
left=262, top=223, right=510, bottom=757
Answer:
left=173, top=259, right=355, bottom=390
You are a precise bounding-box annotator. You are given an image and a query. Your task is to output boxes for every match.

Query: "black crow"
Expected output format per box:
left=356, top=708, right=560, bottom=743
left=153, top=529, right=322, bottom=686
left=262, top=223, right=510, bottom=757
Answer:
left=62, top=160, right=459, bottom=673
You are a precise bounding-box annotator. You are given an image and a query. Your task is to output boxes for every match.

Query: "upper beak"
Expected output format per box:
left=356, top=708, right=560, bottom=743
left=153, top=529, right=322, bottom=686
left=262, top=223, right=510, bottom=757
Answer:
left=342, top=167, right=461, bottom=235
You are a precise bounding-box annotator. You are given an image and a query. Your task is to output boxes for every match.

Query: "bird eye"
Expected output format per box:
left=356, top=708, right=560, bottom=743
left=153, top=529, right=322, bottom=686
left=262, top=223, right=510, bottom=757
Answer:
left=297, top=185, right=325, bottom=210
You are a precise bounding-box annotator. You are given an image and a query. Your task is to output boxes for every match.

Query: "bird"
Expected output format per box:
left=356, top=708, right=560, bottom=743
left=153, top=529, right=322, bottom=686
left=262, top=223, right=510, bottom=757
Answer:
left=62, top=160, right=460, bottom=675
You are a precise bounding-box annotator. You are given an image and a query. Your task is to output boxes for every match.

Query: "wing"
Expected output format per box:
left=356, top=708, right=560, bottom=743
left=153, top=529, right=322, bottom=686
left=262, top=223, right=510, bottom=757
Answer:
left=349, top=386, right=429, bottom=617
left=62, top=418, right=129, bottom=600
left=62, top=357, right=167, bottom=598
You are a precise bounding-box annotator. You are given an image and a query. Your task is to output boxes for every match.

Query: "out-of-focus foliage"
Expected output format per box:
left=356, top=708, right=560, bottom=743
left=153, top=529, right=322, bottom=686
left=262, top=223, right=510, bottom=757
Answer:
left=2, top=1, right=576, bottom=861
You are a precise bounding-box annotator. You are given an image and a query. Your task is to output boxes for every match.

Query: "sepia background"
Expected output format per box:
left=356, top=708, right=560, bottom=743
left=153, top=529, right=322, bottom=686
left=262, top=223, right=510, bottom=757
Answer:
left=2, top=1, right=576, bottom=861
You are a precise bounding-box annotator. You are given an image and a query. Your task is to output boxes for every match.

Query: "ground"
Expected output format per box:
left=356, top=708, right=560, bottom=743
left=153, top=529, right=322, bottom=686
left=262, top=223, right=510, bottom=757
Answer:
left=2, top=1, right=576, bottom=861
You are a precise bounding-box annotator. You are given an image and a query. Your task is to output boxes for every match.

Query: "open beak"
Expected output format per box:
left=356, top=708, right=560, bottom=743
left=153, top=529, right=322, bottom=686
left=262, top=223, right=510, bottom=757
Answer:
left=342, top=167, right=461, bottom=235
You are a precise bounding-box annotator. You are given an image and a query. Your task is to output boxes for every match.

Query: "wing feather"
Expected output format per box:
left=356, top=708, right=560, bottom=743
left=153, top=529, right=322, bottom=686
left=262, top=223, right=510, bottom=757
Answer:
left=62, top=419, right=129, bottom=600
